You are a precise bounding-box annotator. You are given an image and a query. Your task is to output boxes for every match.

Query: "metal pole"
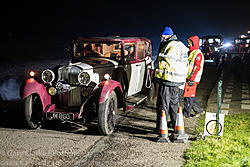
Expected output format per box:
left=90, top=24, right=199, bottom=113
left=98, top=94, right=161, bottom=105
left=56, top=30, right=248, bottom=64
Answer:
left=217, top=80, right=222, bottom=137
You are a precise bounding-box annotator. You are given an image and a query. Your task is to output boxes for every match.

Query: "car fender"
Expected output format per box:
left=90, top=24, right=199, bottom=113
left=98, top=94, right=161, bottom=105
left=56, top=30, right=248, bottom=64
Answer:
left=21, top=78, right=51, bottom=111
left=112, top=68, right=128, bottom=91
left=98, top=80, right=123, bottom=104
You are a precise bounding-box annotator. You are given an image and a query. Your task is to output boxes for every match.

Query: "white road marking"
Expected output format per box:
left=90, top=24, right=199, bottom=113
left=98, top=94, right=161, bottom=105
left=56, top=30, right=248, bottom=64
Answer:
left=241, top=104, right=250, bottom=110
left=221, top=110, right=229, bottom=115
left=241, top=82, right=249, bottom=110
left=223, top=98, right=231, bottom=103
left=242, top=90, right=249, bottom=94
left=225, top=89, right=233, bottom=93
left=242, top=94, right=250, bottom=99
left=226, top=85, right=234, bottom=89
left=242, top=100, right=250, bottom=104
left=224, top=94, right=232, bottom=98
left=221, top=103, right=230, bottom=109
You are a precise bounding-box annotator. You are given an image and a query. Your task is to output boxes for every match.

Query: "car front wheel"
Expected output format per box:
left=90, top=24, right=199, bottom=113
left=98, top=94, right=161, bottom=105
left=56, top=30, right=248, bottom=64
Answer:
left=98, top=91, right=117, bottom=135
left=23, top=94, right=43, bottom=129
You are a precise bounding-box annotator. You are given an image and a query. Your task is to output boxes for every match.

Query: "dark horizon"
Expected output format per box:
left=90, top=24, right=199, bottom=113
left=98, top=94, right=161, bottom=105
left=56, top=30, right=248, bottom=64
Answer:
left=3, top=0, right=250, bottom=61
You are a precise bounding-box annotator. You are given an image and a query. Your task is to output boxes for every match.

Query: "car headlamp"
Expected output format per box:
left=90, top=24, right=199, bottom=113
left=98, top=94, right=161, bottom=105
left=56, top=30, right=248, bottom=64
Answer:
left=48, top=87, right=57, bottom=96
left=41, top=69, right=55, bottom=84
left=78, top=72, right=90, bottom=85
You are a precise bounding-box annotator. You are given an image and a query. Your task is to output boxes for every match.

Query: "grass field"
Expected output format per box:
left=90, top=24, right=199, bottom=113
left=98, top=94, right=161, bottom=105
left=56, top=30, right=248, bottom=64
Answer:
left=185, top=112, right=250, bottom=167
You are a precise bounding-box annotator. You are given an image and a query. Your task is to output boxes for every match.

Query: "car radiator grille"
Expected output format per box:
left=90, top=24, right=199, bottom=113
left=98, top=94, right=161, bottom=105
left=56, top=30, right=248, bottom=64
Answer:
left=57, top=66, right=82, bottom=107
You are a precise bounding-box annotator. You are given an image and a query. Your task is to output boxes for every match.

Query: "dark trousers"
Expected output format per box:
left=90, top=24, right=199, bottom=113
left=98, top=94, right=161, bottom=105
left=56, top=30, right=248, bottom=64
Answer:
left=183, top=97, right=203, bottom=117
left=156, top=85, right=179, bottom=129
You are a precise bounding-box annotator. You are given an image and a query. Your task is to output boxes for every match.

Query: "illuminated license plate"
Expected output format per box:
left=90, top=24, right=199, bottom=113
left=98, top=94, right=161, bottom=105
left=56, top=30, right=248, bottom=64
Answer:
left=46, top=112, right=74, bottom=120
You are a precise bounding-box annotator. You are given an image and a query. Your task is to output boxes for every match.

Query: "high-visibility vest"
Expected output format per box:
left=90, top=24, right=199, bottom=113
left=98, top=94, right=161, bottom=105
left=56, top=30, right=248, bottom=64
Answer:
left=187, top=49, right=204, bottom=82
left=154, top=41, right=188, bottom=83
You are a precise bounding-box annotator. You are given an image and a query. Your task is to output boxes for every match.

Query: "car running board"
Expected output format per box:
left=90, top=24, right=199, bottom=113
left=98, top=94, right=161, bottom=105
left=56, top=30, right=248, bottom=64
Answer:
left=125, top=94, right=147, bottom=111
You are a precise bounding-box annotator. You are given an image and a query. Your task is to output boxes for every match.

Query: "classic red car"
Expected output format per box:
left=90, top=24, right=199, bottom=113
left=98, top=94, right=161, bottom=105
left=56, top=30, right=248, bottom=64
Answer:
left=20, top=36, right=153, bottom=135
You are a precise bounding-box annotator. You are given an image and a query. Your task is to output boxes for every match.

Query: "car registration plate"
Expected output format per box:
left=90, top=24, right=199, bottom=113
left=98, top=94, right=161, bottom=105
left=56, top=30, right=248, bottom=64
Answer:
left=46, top=112, right=74, bottom=120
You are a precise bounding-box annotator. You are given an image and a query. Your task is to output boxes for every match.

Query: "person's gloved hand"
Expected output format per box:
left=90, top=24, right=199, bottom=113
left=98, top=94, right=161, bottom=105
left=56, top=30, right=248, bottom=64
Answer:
left=188, top=81, right=195, bottom=86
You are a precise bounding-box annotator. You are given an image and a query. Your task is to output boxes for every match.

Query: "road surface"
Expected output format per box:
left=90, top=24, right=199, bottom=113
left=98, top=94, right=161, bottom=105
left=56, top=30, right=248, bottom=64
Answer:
left=0, top=61, right=220, bottom=167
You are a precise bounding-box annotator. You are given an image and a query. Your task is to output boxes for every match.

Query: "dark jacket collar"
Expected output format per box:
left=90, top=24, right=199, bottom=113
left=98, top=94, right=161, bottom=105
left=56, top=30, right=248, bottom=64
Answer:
left=161, top=35, right=178, bottom=42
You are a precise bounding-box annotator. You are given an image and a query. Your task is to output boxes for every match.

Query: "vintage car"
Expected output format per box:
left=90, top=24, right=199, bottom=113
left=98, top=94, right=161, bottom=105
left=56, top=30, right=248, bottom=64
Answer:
left=200, top=35, right=224, bottom=65
left=20, top=36, right=153, bottom=135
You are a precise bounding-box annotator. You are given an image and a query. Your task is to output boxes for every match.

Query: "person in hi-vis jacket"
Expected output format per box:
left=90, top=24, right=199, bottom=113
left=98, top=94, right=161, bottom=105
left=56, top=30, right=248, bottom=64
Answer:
left=153, top=26, right=189, bottom=130
left=183, top=35, right=204, bottom=118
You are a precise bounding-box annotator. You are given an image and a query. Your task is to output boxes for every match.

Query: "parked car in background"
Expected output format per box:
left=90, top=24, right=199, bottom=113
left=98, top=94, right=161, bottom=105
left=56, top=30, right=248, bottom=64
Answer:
left=200, top=35, right=224, bottom=65
left=20, top=36, right=153, bottom=135
left=224, top=32, right=250, bottom=71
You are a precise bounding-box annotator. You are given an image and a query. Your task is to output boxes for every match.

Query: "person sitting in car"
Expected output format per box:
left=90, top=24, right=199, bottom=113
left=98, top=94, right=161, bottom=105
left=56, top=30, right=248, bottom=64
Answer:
left=83, top=45, right=94, bottom=56
left=83, top=45, right=100, bottom=57
left=125, top=45, right=135, bottom=61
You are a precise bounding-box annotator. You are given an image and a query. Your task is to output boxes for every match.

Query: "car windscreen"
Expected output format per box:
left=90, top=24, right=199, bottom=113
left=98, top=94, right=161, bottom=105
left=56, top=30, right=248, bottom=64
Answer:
left=72, top=42, right=122, bottom=61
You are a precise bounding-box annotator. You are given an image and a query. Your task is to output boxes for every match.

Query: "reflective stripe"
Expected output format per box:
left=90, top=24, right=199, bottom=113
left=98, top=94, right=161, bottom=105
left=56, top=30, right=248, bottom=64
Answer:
left=155, top=70, right=187, bottom=83
left=175, top=126, right=185, bottom=131
left=158, top=54, right=188, bottom=62
left=156, top=69, right=187, bottom=77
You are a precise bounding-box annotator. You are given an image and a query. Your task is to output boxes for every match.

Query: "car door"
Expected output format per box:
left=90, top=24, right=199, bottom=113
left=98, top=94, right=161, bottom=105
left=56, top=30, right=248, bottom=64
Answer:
left=134, top=41, right=146, bottom=93
left=124, top=42, right=146, bottom=96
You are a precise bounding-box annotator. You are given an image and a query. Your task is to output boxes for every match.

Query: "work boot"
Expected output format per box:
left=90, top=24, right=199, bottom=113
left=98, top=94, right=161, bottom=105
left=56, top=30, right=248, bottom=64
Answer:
left=183, top=111, right=190, bottom=118
left=194, top=110, right=204, bottom=117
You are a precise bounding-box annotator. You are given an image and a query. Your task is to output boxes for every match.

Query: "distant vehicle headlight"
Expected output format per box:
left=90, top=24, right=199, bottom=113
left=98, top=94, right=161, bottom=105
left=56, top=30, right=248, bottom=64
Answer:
left=78, top=72, right=90, bottom=85
left=41, top=69, right=55, bottom=83
left=223, top=43, right=232, bottom=48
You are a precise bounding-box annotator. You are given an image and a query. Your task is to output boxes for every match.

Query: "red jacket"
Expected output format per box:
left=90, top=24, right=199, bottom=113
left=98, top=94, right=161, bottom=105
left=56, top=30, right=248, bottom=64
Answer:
left=188, top=36, right=204, bottom=83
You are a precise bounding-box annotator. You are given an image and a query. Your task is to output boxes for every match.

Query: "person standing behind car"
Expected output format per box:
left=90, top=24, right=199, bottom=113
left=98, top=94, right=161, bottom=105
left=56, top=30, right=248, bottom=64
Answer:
left=154, top=26, right=189, bottom=130
left=183, top=35, right=204, bottom=118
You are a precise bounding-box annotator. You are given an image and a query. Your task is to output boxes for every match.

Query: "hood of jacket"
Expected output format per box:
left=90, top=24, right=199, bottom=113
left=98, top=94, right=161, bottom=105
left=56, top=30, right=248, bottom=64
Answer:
left=188, top=35, right=200, bottom=52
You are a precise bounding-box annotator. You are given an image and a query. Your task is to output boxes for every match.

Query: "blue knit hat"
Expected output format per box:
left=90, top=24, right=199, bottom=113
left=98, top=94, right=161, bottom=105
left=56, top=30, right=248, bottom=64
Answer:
left=161, top=26, right=174, bottom=35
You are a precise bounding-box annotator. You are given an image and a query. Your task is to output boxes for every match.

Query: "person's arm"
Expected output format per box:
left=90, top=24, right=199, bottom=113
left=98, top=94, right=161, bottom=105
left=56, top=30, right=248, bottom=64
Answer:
left=189, top=53, right=203, bottom=81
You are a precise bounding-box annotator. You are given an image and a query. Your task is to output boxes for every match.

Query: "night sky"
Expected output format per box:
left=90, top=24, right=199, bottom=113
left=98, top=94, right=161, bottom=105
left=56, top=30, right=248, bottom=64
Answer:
left=3, top=0, right=250, bottom=61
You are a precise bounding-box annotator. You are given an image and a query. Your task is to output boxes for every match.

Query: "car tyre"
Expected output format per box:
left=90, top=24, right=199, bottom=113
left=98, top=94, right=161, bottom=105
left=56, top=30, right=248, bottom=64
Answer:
left=98, top=91, right=117, bottom=135
left=23, top=94, right=43, bottom=129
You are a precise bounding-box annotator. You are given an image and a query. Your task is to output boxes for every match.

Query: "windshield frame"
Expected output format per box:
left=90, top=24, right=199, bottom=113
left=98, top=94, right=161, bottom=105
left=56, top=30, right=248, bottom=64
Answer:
left=71, top=40, right=123, bottom=63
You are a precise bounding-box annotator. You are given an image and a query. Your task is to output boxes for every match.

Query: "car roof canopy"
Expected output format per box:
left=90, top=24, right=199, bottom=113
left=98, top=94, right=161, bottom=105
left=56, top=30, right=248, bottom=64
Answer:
left=75, top=36, right=151, bottom=44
